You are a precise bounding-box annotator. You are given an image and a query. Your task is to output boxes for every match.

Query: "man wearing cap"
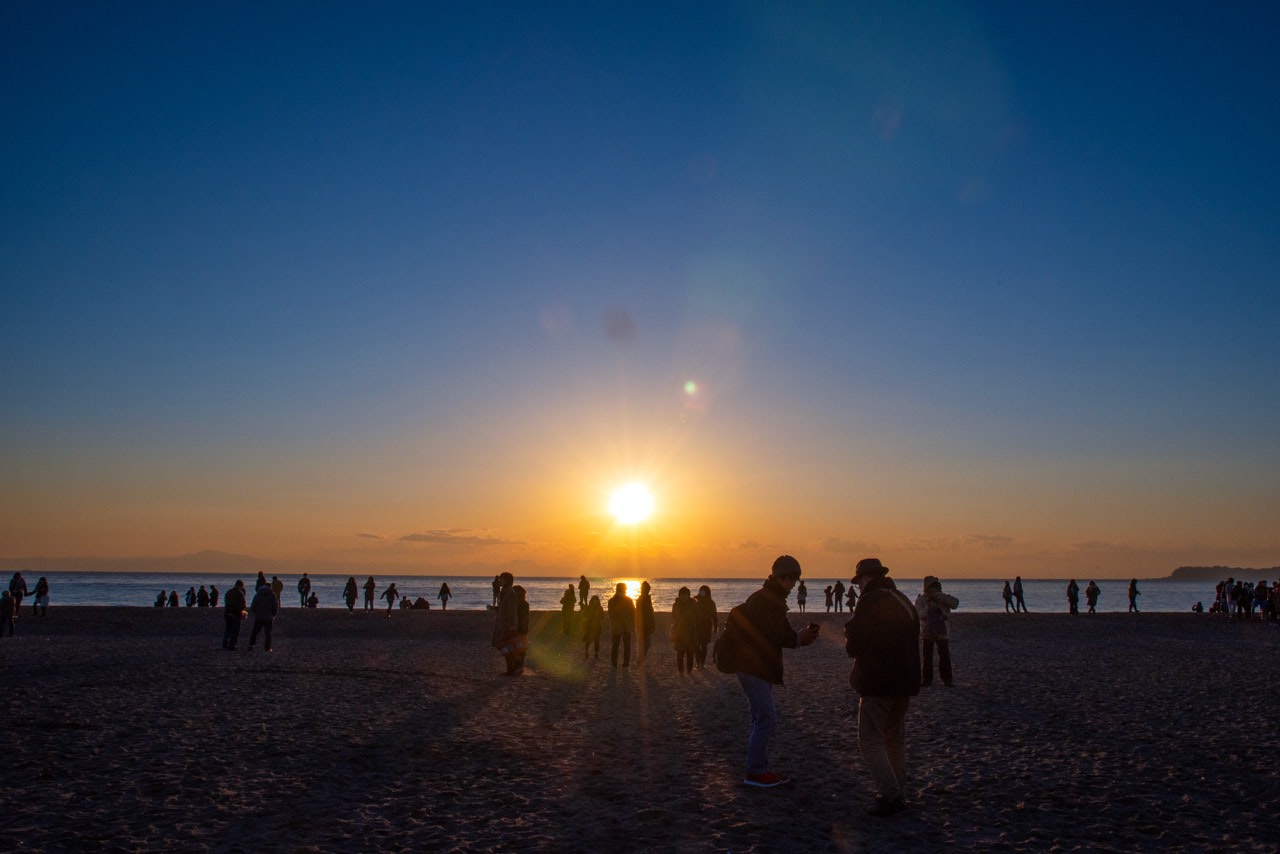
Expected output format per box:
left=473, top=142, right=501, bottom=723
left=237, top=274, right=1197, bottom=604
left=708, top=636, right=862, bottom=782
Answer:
left=844, top=557, right=920, bottom=816
left=730, top=555, right=820, bottom=788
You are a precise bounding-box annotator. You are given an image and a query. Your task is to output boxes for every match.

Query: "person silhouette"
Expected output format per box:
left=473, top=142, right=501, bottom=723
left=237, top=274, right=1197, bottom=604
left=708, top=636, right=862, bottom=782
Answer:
left=636, top=581, right=656, bottom=662
left=608, top=583, right=635, bottom=668
left=32, top=577, right=50, bottom=617
left=1, top=590, right=15, bottom=637
left=1085, top=581, right=1100, bottom=614
left=438, top=582, right=452, bottom=610
left=1013, top=577, right=1028, bottom=613
left=671, top=587, right=699, bottom=673
left=560, top=584, right=577, bottom=635
left=694, top=585, right=719, bottom=669
left=583, top=594, right=604, bottom=660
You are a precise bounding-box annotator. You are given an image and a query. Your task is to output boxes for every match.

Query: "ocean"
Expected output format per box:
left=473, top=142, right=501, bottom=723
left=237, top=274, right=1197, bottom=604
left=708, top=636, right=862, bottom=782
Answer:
left=5, top=571, right=1230, bottom=614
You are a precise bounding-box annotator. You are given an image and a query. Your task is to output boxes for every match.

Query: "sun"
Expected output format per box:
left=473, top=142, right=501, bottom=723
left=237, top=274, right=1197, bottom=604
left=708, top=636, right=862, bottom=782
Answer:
left=609, top=482, right=654, bottom=525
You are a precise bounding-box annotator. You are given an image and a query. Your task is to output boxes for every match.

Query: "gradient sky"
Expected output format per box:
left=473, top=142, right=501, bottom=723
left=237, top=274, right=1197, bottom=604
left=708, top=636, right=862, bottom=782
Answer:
left=3, top=2, right=1278, bottom=579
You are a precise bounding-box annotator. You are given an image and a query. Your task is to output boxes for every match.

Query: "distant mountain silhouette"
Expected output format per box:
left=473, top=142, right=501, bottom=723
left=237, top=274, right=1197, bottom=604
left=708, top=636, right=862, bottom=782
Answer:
left=1169, top=565, right=1280, bottom=581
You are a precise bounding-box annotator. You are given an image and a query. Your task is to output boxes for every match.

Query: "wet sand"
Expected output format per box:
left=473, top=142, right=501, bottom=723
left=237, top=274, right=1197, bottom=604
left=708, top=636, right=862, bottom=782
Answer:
left=2, top=606, right=1277, bottom=852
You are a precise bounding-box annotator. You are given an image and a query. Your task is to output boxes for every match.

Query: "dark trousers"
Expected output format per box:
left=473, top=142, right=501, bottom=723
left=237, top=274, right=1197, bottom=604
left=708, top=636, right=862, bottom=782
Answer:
left=922, top=637, right=952, bottom=686
left=249, top=618, right=273, bottom=650
left=611, top=632, right=631, bottom=667
left=222, top=614, right=242, bottom=649
left=676, top=648, right=694, bottom=673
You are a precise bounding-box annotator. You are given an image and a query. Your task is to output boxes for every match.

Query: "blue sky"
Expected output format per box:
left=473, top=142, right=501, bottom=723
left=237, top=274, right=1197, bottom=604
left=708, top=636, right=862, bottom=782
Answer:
left=2, top=2, right=1277, bottom=577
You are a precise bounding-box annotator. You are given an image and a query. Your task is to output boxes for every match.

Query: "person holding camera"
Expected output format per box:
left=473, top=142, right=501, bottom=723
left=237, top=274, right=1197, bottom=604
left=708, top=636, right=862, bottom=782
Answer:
left=728, top=555, right=819, bottom=788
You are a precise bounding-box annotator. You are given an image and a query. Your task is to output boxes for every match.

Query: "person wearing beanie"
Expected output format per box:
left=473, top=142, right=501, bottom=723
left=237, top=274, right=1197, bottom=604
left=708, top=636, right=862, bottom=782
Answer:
left=728, top=555, right=820, bottom=788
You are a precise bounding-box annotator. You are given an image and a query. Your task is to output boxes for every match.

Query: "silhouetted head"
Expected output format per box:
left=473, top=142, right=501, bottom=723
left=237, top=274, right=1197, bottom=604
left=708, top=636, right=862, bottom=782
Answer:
left=500, top=572, right=514, bottom=588
left=678, top=586, right=691, bottom=599
left=770, top=555, right=802, bottom=581
left=854, top=558, right=889, bottom=589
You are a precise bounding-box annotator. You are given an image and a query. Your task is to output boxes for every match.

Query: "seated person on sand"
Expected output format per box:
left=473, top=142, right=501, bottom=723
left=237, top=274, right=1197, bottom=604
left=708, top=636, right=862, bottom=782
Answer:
left=400, top=596, right=413, bottom=610
left=306, top=592, right=319, bottom=609
left=412, top=597, right=431, bottom=610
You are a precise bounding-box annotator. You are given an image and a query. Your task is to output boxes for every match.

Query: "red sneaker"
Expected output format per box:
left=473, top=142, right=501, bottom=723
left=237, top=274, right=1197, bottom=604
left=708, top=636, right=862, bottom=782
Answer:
left=743, top=771, right=790, bottom=788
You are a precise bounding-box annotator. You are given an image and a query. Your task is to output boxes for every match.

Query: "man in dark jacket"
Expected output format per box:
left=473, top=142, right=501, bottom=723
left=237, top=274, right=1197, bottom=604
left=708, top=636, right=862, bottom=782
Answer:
left=248, top=581, right=281, bottom=652
left=222, top=580, right=247, bottom=651
left=731, top=555, right=819, bottom=788
left=845, top=558, right=921, bottom=816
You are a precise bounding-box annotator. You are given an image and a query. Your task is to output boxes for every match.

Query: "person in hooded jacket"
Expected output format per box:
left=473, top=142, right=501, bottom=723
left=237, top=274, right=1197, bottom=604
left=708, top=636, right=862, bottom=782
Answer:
left=845, top=558, right=920, bottom=818
left=914, top=576, right=959, bottom=687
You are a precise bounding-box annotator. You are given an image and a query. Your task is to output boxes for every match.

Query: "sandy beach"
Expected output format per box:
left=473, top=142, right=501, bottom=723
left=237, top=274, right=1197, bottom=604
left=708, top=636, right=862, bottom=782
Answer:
left=2, top=605, right=1277, bottom=852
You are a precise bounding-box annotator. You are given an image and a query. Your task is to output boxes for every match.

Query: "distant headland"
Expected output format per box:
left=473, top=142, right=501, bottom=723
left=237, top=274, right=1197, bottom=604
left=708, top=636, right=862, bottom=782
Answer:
left=1168, top=565, right=1280, bottom=581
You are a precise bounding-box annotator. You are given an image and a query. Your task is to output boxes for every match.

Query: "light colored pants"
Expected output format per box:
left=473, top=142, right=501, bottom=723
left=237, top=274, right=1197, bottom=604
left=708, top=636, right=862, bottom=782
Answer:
left=858, top=695, right=910, bottom=800
left=737, top=673, right=778, bottom=775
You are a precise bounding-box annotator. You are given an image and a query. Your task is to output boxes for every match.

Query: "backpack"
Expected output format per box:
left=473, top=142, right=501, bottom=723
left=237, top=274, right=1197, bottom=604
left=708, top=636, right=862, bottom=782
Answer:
left=713, top=605, right=747, bottom=673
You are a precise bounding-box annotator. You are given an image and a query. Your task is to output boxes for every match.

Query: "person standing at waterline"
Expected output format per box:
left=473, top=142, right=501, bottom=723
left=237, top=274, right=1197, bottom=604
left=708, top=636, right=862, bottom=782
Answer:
left=845, top=558, right=920, bottom=817
left=1013, top=576, right=1028, bottom=613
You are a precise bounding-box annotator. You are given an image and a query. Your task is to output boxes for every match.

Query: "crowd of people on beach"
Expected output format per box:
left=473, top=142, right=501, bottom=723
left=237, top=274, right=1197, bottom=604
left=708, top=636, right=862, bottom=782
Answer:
left=540, top=575, right=723, bottom=673
left=490, top=559, right=966, bottom=818
left=332, top=575, right=454, bottom=613
left=1203, top=576, right=1279, bottom=620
